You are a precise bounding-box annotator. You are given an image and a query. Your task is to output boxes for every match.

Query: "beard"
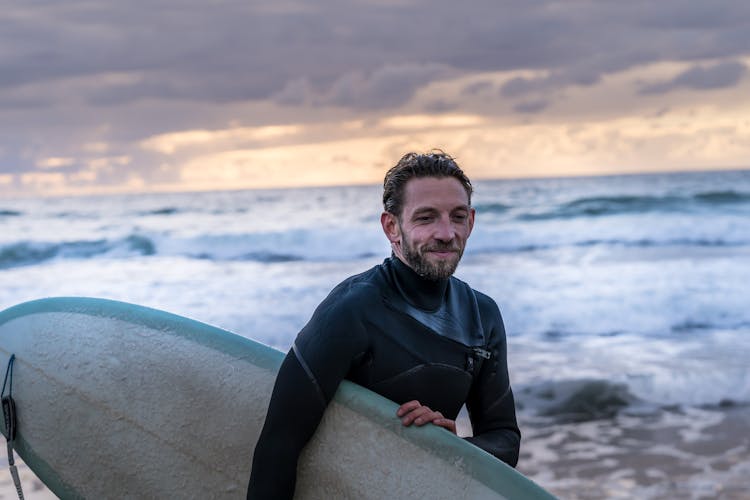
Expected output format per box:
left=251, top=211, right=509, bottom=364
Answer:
left=400, top=229, right=464, bottom=281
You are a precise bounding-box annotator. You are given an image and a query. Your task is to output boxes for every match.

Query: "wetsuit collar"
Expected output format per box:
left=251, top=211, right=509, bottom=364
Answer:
left=384, top=255, right=486, bottom=346
left=388, top=255, right=449, bottom=311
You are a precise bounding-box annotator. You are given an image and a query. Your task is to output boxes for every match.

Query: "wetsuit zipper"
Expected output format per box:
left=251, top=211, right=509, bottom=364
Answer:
left=472, top=347, right=491, bottom=359
left=422, top=332, right=491, bottom=375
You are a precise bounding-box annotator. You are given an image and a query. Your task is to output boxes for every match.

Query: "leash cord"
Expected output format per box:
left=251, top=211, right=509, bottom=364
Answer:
left=2, top=355, right=25, bottom=500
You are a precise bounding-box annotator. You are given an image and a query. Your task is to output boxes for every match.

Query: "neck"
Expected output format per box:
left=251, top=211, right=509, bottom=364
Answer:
left=389, top=254, right=449, bottom=311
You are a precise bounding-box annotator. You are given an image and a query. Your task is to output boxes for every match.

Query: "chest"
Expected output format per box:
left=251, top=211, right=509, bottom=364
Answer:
left=347, top=311, right=488, bottom=419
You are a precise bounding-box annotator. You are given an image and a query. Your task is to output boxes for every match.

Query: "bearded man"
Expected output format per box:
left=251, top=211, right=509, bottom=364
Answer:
left=247, top=151, right=521, bottom=499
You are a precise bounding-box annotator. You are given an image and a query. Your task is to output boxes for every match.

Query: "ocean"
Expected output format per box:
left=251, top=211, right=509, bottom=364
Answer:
left=1, top=169, right=749, bottom=498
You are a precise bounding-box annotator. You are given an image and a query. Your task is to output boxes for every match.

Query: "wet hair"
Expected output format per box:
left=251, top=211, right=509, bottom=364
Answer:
left=382, top=150, right=473, bottom=217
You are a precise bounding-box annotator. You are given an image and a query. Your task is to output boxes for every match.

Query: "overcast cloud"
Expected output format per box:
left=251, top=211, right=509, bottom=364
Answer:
left=638, top=60, right=748, bottom=94
left=2, top=0, right=749, bottom=195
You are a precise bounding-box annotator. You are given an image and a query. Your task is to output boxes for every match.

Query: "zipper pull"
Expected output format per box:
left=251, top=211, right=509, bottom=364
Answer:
left=465, top=354, right=474, bottom=372
left=473, top=347, right=491, bottom=359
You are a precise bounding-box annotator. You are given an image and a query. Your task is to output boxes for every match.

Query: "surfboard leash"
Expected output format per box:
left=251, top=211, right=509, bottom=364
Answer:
left=2, top=354, right=25, bottom=500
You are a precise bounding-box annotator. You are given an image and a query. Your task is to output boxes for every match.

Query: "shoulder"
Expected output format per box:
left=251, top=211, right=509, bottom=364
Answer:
left=316, top=265, right=384, bottom=317
left=449, top=276, right=502, bottom=318
left=473, top=289, right=502, bottom=318
left=461, top=283, right=505, bottom=340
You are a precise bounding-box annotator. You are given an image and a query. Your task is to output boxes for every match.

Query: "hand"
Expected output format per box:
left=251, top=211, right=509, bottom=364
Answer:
left=396, top=400, right=457, bottom=434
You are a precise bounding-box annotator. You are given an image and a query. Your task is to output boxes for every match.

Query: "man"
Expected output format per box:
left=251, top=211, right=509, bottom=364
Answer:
left=247, top=151, right=520, bottom=499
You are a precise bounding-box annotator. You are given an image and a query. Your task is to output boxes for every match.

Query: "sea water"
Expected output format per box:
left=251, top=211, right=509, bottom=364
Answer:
left=2, top=169, right=749, bottom=498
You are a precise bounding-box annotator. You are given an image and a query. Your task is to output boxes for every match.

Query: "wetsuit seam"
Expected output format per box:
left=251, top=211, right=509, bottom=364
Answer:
left=373, top=362, right=471, bottom=387
left=481, top=383, right=513, bottom=415
left=384, top=301, right=486, bottom=352
left=292, top=342, right=328, bottom=406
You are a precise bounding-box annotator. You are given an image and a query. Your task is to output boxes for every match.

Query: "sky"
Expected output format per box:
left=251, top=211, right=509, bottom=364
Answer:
left=1, top=1, right=749, bottom=197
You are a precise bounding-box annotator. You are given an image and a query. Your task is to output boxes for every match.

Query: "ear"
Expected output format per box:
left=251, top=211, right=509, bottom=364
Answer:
left=467, top=207, right=476, bottom=236
left=381, top=211, right=401, bottom=244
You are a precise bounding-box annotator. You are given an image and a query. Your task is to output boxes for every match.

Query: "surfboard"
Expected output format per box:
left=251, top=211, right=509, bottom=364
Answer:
left=0, top=297, right=555, bottom=499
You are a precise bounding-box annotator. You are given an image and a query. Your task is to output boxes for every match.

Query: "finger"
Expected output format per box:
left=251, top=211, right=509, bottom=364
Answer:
left=396, top=400, right=421, bottom=417
left=413, top=410, right=443, bottom=426
left=414, top=411, right=446, bottom=426
left=400, top=406, right=434, bottom=425
left=432, top=418, right=457, bottom=434
left=404, top=408, right=447, bottom=427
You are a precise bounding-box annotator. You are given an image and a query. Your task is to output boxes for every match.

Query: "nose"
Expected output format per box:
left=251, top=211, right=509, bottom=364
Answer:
left=433, top=216, right=456, bottom=242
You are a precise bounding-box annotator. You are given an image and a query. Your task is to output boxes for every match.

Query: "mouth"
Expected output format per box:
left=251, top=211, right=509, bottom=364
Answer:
left=426, top=248, right=459, bottom=258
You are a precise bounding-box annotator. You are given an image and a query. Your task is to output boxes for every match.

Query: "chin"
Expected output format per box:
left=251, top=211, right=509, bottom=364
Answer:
left=428, top=255, right=459, bottom=268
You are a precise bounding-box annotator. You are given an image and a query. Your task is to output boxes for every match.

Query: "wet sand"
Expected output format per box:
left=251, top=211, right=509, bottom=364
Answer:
left=0, top=455, right=54, bottom=500
left=517, top=405, right=750, bottom=499
left=2, top=405, right=749, bottom=499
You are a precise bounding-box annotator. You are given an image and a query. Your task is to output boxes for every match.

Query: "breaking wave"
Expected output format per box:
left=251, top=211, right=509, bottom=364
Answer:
left=517, top=190, right=750, bottom=221
left=0, top=235, right=156, bottom=269
left=0, top=229, right=386, bottom=269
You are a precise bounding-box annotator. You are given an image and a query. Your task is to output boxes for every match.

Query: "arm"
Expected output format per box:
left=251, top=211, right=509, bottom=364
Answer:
left=464, top=298, right=521, bottom=467
left=247, top=350, right=326, bottom=499
left=247, top=284, right=370, bottom=499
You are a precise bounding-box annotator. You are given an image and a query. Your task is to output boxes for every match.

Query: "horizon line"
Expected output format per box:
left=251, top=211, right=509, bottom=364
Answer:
left=3, top=164, right=749, bottom=201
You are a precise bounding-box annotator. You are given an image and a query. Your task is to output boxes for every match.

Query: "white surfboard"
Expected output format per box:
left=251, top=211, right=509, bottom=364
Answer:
left=0, top=297, right=555, bottom=499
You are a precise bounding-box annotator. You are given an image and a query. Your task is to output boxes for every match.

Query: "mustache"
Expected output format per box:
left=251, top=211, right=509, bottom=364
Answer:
left=424, top=242, right=461, bottom=252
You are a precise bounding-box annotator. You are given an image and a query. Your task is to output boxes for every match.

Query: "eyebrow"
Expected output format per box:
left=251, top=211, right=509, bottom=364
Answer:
left=414, top=203, right=471, bottom=212
left=411, top=204, right=470, bottom=216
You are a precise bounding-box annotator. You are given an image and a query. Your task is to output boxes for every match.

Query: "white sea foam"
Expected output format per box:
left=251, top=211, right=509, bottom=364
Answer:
left=2, top=169, right=750, bottom=411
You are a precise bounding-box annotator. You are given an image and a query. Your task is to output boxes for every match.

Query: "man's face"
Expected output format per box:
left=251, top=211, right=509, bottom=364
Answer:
left=382, top=176, right=475, bottom=280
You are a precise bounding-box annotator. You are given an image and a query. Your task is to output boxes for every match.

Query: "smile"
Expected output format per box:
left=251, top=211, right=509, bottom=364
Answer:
left=427, top=249, right=458, bottom=257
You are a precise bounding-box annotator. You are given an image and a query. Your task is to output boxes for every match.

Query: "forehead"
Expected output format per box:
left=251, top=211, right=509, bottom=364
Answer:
left=402, top=176, right=470, bottom=210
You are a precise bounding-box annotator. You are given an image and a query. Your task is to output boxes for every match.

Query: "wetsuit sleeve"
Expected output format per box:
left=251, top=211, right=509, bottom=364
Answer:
left=246, top=351, right=325, bottom=499
left=247, top=283, right=370, bottom=499
left=464, top=297, right=521, bottom=467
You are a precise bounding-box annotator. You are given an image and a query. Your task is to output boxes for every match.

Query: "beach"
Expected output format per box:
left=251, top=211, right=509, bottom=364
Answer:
left=0, top=449, right=54, bottom=499
left=519, top=405, right=750, bottom=499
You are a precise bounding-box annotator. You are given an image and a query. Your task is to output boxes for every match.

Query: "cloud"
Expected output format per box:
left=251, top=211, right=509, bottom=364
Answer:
left=36, top=157, right=75, bottom=169
left=638, top=61, right=748, bottom=94
left=499, top=64, right=605, bottom=99
left=4, top=1, right=748, bottom=108
left=140, top=125, right=303, bottom=154
left=379, top=114, right=485, bottom=131
left=19, top=172, right=66, bottom=190
left=2, top=1, right=750, bottom=195
left=421, top=99, right=457, bottom=113
left=460, top=80, right=495, bottom=96
left=315, top=64, right=453, bottom=109
left=513, top=100, right=550, bottom=114
left=500, top=76, right=549, bottom=98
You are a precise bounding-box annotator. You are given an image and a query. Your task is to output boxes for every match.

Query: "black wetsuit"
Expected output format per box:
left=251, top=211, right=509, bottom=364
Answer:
left=247, top=256, right=520, bottom=499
